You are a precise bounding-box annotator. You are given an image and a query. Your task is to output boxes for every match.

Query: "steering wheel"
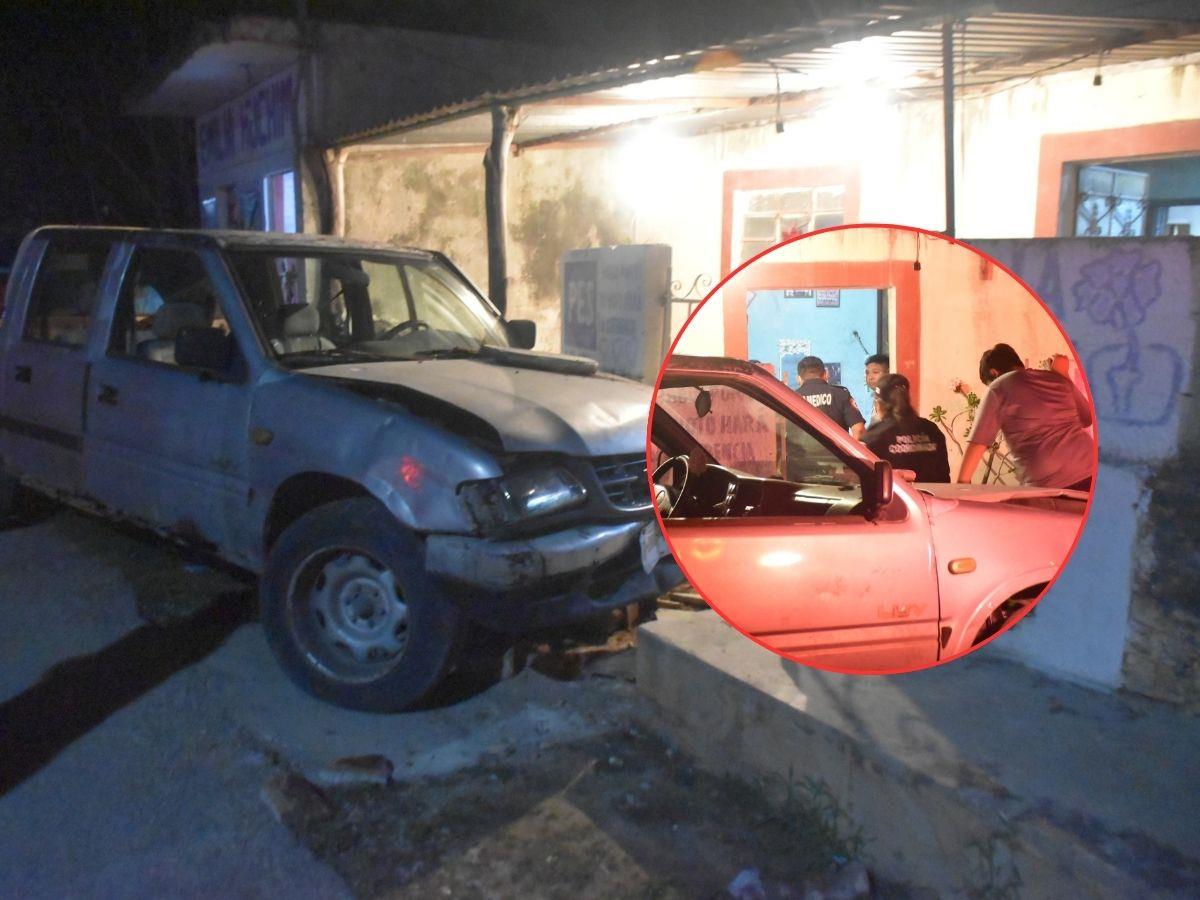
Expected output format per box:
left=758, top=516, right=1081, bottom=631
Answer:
left=378, top=319, right=431, bottom=340
left=652, top=455, right=691, bottom=518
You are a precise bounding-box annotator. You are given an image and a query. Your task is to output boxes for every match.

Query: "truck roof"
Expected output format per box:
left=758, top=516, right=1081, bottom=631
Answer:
left=663, top=355, right=767, bottom=377
left=27, top=225, right=434, bottom=259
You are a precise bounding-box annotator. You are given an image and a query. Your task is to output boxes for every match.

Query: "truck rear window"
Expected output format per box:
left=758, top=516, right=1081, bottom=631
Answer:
left=24, top=238, right=112, bottom=348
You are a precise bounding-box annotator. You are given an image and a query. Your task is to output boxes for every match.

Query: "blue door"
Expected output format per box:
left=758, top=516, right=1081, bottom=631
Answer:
left=746, top=288, right=884, bottom=415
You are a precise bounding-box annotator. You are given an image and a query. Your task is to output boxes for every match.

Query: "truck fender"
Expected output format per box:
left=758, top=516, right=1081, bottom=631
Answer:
left=942, top=564, right=1059, bottom=659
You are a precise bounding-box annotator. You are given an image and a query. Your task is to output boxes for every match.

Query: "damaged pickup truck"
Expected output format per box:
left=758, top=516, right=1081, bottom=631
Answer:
left=0, top=227, right=677, bottom=710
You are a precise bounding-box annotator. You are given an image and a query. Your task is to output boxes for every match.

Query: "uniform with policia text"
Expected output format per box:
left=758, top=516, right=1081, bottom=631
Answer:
left=795, top=377, right=866, bottom=433
left=862, top=416, right=951, bottom=483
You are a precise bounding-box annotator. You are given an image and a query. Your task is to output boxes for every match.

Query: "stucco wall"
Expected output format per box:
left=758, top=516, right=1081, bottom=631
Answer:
left=339, top=52, right=1199, bottom=359
left=978, top=238, right=1200, bottom=704
left=342, top=145, right=638, bottom=351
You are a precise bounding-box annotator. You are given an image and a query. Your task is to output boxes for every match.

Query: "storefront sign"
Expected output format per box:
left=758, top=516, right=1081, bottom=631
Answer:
left=196, top=67, right=296, bottom=176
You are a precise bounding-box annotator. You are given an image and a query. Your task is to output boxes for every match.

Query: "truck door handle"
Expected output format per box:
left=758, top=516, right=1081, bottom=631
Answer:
left=14, top=365, right=31, bottom=383
left=97, top=384, right=119, bottom=405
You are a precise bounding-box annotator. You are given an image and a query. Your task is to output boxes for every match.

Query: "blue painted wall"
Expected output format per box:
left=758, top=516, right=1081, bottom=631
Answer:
left=746, top=287, right=882, bottom=415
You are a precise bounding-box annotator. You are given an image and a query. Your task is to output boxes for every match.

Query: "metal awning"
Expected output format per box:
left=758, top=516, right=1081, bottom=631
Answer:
left=339, top=6, right=1200, bottom=150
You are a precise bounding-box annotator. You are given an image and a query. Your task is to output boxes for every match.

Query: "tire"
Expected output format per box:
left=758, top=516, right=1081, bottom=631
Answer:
left=260, top=497, right=464, bottom=712
left=971, top=584, right=1045, bottom=646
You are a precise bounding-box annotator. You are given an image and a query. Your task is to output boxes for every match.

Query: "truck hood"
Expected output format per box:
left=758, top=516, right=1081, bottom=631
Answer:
left=916, top=483, right=1088, bottom=503
left=916, top=482, right=1088, bottom=520
left=299, top=358, right=651, bottom=457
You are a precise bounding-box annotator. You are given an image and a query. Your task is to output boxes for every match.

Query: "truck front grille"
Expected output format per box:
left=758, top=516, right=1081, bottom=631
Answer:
left=592, top=454, right=652, bottom=511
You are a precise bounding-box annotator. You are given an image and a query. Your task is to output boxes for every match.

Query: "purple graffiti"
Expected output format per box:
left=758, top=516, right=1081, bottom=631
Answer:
left=1071, top=246, right=1182, bottom=427
left=1074, top=249, right=1161, bottom=329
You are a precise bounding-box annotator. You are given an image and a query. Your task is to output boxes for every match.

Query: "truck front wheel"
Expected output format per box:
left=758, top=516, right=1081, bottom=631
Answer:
left=260, top=498, right=464, bottom=712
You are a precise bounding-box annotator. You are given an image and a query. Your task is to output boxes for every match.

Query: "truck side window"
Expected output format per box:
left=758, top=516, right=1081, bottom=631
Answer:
left=109, top=248, right=227, bottom=367
left=22, top=238, right=112, bottom=348
left=656, top=383, right=864, bottom=518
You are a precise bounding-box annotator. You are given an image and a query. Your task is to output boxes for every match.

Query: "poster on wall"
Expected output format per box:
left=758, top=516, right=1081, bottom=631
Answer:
left=815, top=289, right=841, bottom=307
left=561, top=245, right=671, bottom=382
left=777, top=338, right=812, bottom=388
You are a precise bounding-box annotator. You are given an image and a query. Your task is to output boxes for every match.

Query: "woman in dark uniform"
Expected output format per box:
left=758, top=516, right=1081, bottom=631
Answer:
left=861, top=373, right=951, bottom=483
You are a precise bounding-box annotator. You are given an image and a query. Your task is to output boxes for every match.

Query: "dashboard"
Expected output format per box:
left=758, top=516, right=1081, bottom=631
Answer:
left=662, top=460, right=864, bottom=519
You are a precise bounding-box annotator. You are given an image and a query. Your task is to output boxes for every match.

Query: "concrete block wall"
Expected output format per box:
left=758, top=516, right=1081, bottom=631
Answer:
left=974, top=238, right=1200, bottom=705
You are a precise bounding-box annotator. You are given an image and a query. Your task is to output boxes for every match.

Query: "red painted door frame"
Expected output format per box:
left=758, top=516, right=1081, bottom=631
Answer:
left=722, top=260, right=921, bottom=408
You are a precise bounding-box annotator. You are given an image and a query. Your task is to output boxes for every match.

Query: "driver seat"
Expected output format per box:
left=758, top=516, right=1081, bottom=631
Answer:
left=271, top=303, right=335, bottom=355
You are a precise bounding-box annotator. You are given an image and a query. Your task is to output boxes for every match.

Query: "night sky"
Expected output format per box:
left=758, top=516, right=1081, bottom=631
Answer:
left=0, top=0, right=817, bottom=247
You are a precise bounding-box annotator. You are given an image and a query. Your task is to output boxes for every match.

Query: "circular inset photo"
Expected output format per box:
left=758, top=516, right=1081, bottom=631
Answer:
left=648, top=224, right=1097, bottom=675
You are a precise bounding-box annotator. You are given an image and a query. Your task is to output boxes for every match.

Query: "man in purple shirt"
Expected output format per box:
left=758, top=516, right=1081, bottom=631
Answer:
left=957, top=343, right=1095, bottom=490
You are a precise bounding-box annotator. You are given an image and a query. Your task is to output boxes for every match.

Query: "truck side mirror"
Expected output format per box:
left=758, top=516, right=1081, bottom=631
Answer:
left=176, top=326, right=234, bottom=372
left=506, top=319, right=536, bottom=349
left=872, top=459, right=894, bottom=511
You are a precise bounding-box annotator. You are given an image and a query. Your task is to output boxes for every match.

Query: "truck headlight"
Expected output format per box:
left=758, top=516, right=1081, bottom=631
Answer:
left=458, top=468, right=588, bottom=530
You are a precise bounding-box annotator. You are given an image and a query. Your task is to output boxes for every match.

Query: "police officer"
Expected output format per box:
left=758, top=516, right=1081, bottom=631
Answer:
left=795, top=355, right=865, bottom=439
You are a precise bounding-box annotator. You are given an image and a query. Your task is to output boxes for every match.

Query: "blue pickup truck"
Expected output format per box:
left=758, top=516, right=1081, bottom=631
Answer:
left=0, top=227, right=676, bottom=710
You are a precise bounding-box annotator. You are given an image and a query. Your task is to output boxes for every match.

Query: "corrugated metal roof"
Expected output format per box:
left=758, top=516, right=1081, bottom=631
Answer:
left=339, top=7, right=1200, bottom=148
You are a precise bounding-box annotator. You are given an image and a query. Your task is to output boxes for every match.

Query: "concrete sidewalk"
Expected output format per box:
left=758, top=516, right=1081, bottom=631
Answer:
left=636, top=610, right=1200, bottom=898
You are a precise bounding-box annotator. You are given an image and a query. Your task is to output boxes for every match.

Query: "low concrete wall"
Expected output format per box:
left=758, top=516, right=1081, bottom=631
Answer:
left=637, top=612, right=1200, bottom=897
left=975, top=239, right=1200, bottom=705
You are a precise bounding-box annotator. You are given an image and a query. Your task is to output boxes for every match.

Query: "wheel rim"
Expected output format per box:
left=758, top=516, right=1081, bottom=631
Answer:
left=287, top=548, right=410, bottom=683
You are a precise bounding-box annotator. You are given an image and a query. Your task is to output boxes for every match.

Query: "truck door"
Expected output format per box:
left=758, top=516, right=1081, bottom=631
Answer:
left=0, top=233, right=115, bottom=494
left=84, top=244, right=254, bottom=558
left=654, top=374, right=941, bottom=672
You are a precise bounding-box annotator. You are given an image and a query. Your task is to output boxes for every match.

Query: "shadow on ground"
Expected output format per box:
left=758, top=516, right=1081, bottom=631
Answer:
left=0, top=588, right=256, bottom=796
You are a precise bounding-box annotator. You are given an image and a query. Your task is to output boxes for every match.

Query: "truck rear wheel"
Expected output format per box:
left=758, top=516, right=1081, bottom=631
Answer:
left=260, top=497, right=464, bottom=712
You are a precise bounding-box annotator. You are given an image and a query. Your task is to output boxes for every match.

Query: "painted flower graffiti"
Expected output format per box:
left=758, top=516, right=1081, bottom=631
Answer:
left=1075, top=249, right=1160, bottom=329
left=1072, top=247, right=1182, bottom=427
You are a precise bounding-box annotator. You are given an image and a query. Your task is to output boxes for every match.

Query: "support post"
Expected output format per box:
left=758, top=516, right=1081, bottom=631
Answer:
left=484, top=104, right=519, bottom=314
left=942, top=19, right=956, bottom=237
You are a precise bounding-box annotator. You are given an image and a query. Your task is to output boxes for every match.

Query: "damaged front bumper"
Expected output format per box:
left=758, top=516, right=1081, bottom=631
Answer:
left=426, top=520, right=652, bottom=590
left=425, top=519, right=681, bottom=631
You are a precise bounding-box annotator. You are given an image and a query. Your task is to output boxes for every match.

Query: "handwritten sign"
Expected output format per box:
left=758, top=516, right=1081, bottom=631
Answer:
left=562, top=245, right=671, bottom=382
left=658, top=386, right=779, bottom=478
left=196, top=67, right=296, bottom=176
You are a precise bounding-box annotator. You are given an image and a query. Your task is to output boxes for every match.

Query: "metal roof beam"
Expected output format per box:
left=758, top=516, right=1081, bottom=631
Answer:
left=950, top=17, right=1200, bottom=79
left=340, top=2, right=992, bottom=146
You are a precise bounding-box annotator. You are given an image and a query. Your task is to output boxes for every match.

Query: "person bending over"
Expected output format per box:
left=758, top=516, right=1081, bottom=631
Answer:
left=957, top=343, right=1094, bottom=490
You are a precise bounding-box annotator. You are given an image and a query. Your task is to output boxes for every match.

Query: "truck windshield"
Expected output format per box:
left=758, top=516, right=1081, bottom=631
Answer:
left=226, top=249, right=509, bottom=364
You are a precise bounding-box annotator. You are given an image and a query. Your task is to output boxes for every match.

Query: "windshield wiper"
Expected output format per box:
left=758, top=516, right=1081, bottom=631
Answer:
left=408, top=346, right=482, bottom=359
left=279, top=347, right=382, bottom=365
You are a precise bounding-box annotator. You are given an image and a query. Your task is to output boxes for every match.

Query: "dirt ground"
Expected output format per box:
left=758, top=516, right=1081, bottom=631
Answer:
left=272, top=677, right=868, bottom=899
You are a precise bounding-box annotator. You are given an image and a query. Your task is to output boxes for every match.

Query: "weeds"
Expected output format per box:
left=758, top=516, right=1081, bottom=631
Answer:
left=756, top=767, right=867, bottom=871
